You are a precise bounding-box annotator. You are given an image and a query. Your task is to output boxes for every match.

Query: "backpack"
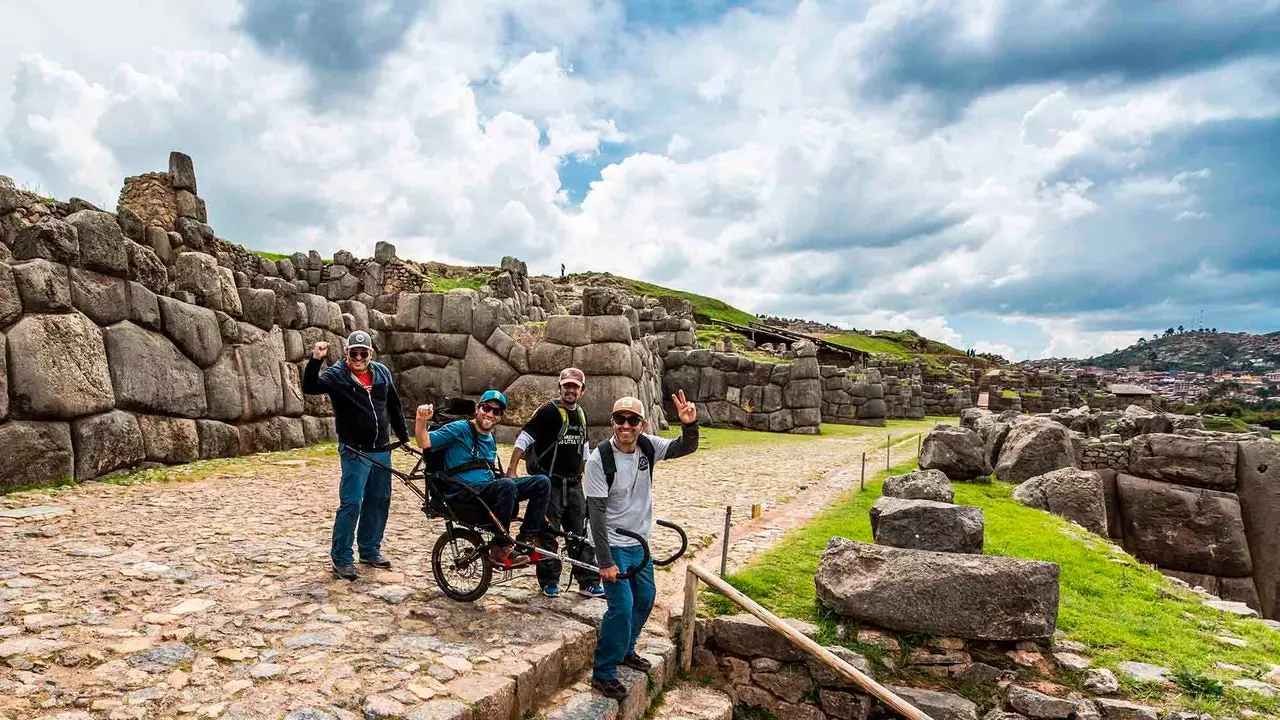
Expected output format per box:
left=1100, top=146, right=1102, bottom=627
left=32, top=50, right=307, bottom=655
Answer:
left=426, top=421, right=499, bottom=478
left=528, top=401, right=588, bottom=476
left=597, top=435, right=656, bottom=491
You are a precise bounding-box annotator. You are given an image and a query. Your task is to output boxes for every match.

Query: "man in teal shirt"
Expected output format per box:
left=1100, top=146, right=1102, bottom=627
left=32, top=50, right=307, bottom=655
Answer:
left=416, top=390, right=550, bottom=568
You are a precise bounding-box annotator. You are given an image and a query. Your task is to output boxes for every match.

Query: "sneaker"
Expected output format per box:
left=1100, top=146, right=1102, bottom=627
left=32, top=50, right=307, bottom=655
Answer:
left=331, top=562, right=358, bottom=581
left=591, top=678, right=628, bottom=701
left=541, top=585, right=562, bottom=598
left=622, top=653, right=652, bottom=672
left=578, top=583, right=606, bottom=598
left=516, top=536, right=542, bottom=563
left=488, top=546, right=532, bottom=569
left=359, top=555, right=392, bottom=569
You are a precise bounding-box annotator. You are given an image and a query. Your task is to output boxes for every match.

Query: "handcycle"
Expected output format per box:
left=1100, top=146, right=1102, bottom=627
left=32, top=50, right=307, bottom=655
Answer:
left=342, top=402, right=688, bottom=601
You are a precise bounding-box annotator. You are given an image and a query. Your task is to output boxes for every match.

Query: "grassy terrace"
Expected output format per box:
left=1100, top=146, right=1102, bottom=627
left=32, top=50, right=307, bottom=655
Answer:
left=706, top=464, right=1280, bottom=718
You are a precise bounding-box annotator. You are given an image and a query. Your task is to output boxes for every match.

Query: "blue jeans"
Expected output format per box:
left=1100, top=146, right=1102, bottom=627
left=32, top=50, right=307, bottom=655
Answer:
left=592, top=544, right=655, bottom=682
left=331, top=448, right=392, bottom=566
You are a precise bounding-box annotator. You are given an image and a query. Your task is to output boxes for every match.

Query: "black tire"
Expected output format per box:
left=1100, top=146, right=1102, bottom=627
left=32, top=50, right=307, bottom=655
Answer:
left=431, top=528, right=492, bottom=602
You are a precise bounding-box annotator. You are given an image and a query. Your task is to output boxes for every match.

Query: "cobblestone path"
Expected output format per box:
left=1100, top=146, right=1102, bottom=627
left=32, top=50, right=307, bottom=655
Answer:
left=0, top=420, right=940, bottom=720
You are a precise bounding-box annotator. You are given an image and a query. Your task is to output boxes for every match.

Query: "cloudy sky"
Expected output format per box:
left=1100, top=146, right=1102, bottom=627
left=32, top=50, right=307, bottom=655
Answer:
left=3, top=1, right=1278, bottom=360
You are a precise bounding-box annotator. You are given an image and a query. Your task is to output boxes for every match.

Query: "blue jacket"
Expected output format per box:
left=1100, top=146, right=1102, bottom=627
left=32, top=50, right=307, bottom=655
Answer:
left=302, top=358, right=408, bottom=450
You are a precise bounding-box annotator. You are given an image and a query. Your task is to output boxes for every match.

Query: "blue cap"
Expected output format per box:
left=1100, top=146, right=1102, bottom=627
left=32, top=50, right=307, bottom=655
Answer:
left=479, top=389, right=508, bottom=409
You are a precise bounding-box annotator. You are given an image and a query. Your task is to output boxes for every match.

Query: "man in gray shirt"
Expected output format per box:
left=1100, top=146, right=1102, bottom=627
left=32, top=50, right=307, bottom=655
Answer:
left=584, top=392, right=698, bottom=700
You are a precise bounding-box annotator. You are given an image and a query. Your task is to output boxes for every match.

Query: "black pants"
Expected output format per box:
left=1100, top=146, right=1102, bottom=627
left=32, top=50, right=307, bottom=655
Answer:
left=536, top=475, right=599, bottom=589
left=468, top=475, right=551, bottom=545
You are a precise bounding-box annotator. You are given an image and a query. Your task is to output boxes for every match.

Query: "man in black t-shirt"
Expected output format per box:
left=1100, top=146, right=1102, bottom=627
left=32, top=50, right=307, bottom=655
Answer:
left=507, top=367, right=603, bottom=598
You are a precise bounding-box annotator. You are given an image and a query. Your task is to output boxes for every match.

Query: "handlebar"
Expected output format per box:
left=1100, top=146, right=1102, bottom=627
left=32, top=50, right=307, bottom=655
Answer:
left=653, top=519, right=688, bottom=567
left=613, top=529, right=652, bottom=579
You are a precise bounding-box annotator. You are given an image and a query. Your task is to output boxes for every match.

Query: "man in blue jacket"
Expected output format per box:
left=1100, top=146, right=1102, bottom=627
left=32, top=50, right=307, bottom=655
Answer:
left=303, top=331, right=409, bottom=580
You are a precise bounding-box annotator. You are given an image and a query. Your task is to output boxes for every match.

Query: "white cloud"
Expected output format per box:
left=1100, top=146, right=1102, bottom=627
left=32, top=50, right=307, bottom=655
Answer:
left=973, top=341, right=1016, bottom=360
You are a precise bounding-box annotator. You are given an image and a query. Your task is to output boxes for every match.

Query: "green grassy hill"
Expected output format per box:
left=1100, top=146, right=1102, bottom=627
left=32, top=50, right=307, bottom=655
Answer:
left=1088, top=331, right=1280, bottom=373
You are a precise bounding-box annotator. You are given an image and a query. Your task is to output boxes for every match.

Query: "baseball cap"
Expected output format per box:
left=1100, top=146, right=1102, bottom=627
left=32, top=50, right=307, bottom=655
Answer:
left=611, top=396, right=645, bottom=418
left=347, top=331, right=374, bottom=351
left=559, top=367, right=585, bottom=387
left=479, top=389, right=508, bottom=409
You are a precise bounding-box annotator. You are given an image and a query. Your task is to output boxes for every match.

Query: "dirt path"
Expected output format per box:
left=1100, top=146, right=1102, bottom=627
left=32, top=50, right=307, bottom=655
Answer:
left=0, top=419, right=941, bottom=719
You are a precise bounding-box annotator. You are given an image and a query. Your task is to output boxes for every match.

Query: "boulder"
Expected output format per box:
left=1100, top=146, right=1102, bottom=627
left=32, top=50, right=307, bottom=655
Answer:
left=882, top=469, right=955, bottom=503
left=127, top=281, right=162, bottom=331
left=0, top=263, right=20, bottom=326
left=960, top=407, right=993, bottom=430
left=281, top=361, right=304, bottom=417
left=13, top=258, right=72, bottom=313
left=580, top=375, right=640, bottom=427
left=174, top=217, right=213, bottom=254
left=72, top=410, right=145, bottom=480
left=1116, top=474, right=1252, bottom=577
left=573, top=342, right=633, bottom=377
left=441, top=290, right=476, bottom=334
left=103, top=321, right=207, bottom=417
left=374, top=241, right=396, bottom=264
left=589, top=315, right=634, bottom=344
left=980, top=421, right=1012, bottom=470
left=708, top=614, right=818, bottom=663
left=460, top=336, right=518, bottom=395
left=65, top=210, right=128, bottom=275
left=886, top=686, right=979, bottom=720
left=545, top=315, right=591, bottom=347
left=1006, top=686, right=1073, bottom=720
left=13, top=217, right=78, bottom=264
left=815, top=538, right=1059, bottom=640
left=159, top=296, right=222, bottom=368
left=238, top=287, right=276, bottom=330
left=783, top=379, right=822, bottom=409
left=237, top=325, right=287, bottom=420
left=170, top=151, right=197, bottom=192
left=1129, top=434, right=1238, bottom=491
left=501, top=374, right=562, bottom=427
left=126, top=241, right=168, bottom=293
left=7, top=312, right=115, bottom=419
left=69, top=268, right=129, bottom=326
left=869, top=497, right=984, bottom=554
left=1236, top=439, right=1280, bottom=619
left=1094, top=700, right=1158, bottom=720
left=144, top=225, right=174, bottom=265
left=920, top=424, right=991, bottom=481
left=137, top=415, right=199, bottom=464
left=0, top=421, right=73, bottom=491
left=994, top=418, right=1076, bottom=484
left=218, top=267, right=243, bottom=317
left=399, top=364, right=464, bottom=409
left=529, top=342, right=574, bottom=375
left=857, top=398, right=887, bottom=419
left=197, top=419, right=241, bottom=459
left=302, top=415, right=337, bottom=445
left=1012, top=468, right=1108, bottom=535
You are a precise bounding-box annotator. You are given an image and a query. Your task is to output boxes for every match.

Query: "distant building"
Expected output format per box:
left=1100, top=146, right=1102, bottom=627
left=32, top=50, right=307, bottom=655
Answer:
left=1107, top=383, right=1159, bottom=409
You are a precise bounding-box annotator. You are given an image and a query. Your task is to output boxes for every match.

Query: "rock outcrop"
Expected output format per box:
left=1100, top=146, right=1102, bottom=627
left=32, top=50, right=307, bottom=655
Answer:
left=919, top=424, right=990, bottom=481
left=1012, top=467, right=1108, bottom=535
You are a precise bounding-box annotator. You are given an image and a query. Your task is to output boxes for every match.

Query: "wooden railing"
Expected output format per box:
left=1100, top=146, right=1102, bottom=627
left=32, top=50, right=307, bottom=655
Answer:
left=680, top=563, right=934, bottom=720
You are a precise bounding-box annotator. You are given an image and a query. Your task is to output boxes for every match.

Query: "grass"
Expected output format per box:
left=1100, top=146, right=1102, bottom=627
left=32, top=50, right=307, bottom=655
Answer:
left=583, top=274, right=756, bottom=326
left=431, top=273, right=489, bottom=292
left=703, top=464, right=1280, bottom=716
left=1202, top=416, right=1252, bottom=433
left=694, top=328, right=788, bottom=364
left=825, top=333, right=915, bottom=359
left=658, top=419, right=942, bottom=448
left=252, top=249, right=293, bottom=262
left=1001, top=390, right=1018, bottom=399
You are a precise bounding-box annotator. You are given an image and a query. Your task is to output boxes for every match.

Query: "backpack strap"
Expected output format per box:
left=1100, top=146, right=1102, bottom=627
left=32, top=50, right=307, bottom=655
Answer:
left=600, top=435, right=656, bottom=490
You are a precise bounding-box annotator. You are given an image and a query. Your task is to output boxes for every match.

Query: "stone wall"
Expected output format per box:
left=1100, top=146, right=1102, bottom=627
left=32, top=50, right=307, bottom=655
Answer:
left=661, top=342, right=823, bottom=434
left=819, top=367, right=889, bottom=427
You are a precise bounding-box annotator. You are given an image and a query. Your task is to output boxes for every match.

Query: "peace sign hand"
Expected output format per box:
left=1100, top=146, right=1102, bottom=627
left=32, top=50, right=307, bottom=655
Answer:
left=672, top=390, right=697, bottom=425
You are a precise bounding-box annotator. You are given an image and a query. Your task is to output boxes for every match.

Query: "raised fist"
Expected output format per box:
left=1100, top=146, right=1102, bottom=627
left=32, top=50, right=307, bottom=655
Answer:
left=416, top=404, right=434, bottom=422
left=312, top=341, right=329, bottom=360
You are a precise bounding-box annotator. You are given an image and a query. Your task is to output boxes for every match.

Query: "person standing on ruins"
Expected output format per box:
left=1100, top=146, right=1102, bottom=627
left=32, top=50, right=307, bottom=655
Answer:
left=415, top=390, right=552, bottom=569
left=303, top=331, right=409, bottom=581
left=585, top=392, right=699, bottom=700
left=506, top=368, right=604, bottom=599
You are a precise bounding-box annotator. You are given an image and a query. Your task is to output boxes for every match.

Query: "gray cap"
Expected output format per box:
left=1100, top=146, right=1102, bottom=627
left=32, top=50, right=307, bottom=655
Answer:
left=347, top=330, right=374, bottom=351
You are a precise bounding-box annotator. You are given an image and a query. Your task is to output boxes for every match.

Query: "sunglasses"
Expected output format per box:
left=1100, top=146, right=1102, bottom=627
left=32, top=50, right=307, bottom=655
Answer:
left=479, top=403, right=505, bottom=417
left=348, top=349, right=370, bottom=360
left=611, top=413, right=643, bottom=427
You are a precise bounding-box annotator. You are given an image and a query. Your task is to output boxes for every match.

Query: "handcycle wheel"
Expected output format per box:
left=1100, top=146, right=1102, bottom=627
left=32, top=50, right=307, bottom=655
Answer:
left=431, top=528, right=492, bottom=602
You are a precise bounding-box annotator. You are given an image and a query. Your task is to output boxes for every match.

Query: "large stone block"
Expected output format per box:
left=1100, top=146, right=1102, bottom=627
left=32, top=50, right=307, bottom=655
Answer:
left=441, top=290, right=476, bottom=334
left=545, top=315, right=592, bottom=347
left=71, top=410, right=145, bottom=480
left=174, top=217, right=213, bottom=254
left=870, top=497, right=984, bottom=554
left=1013, top=467, right=1108, bottom=535
left=783, top=378, right=822, bottom=409
left=399, top=363, right=464, bottom=408
left=70, top=268, right=129, bottom=326
left=238, top=287, right=276, bottom=329
left=416, top=292, right=443, bottom=332
left=0, top=263, right=20, bottom=327
left=856, top=398, right=886, bottom=419
left=460, top=336, right=518, bottom=395
left=570, top=342, right=634, bottom=378
left=1236, top=439, right=1280, bottom=619
left=7, top=313, right=115, bottom=419
left=588, top=315, right=633, bottom=344
left=709, top=614, right=818, bottom=662
left=581, top=376, right=640, bottom=426
left=1129, top=434, right=1238, bottom=491
left=887, top=687, right=978, bottom=720
left=281, top=361, right=304, bottom=417
left=472, top=298, right=516, bottom=344
left=883, top=469, right=955, bottom=503
left=137, top=415, right=199, bottom=464
left=65, top=210, right=128, bottom=275
left=815, top=537, right=1059, bottom=640
left=529, top=342, right=575, bottom=376
left=302, top=415, right=337, bottom=445
left=127, top=281, right=161, bottom=331
left=126, top=241, right=168, bottom=293
left=197, top=419, right=241, bottom=459
left=13, top=259, right=72, bottom=313
left=14, top=217, right=78, bottom=264
left=239, top=325, right=287, bottom=420
left=104, top=321, right=207, bottom=417
left=170, top=151, right=197, bottom=193
left=1116, top=474, right=1252, bottom=577
left=0, top=421, right=73, bottom=491
left=920, top=424, right=990, bottom=481
left=159, top=296, right=222, bottom=368
left=994, top=417, right=1076, bottom=484
left=217, top=267, right=242, bottom=317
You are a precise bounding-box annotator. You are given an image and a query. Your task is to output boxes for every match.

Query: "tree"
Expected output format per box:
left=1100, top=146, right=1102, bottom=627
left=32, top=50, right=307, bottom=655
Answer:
left=1165, top=328, right=1175, bottom=337
left=1178, top=325, right=1185, bottom=334
left=1137, top=337, right=1147, bottom=345
left=1211, top=327, right=1217, bottom=333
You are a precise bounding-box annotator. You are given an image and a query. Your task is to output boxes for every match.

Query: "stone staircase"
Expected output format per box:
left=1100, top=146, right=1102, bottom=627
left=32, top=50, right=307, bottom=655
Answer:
left=541, top=633, right=679, bottom=720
